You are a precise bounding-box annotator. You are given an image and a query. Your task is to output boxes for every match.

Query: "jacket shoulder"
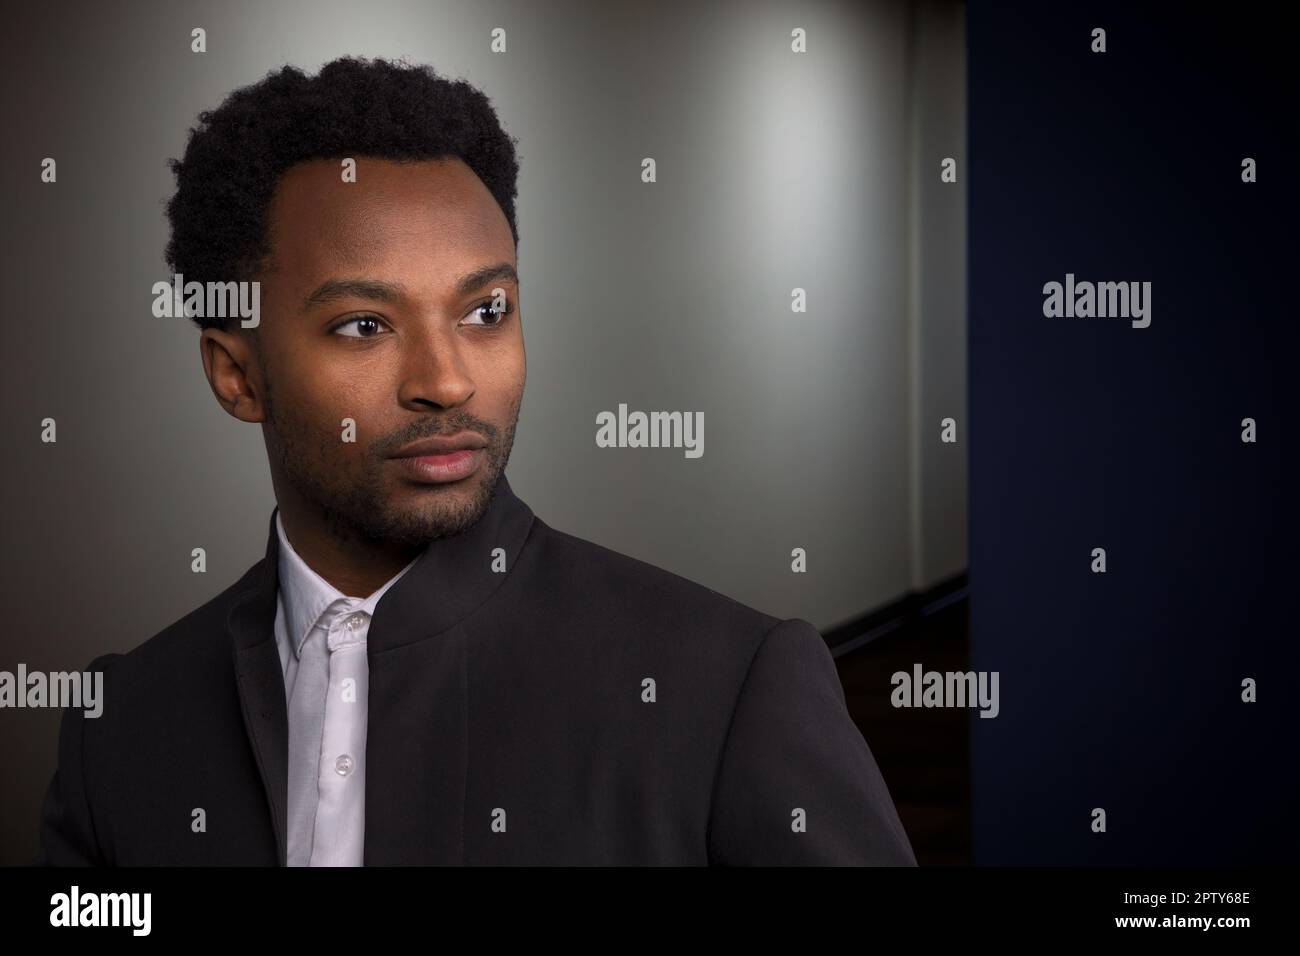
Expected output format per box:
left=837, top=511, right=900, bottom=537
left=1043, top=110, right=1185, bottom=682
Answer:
left=520, top=516, right=791, bottom=645
left=527, top=520, right=780, bottom=624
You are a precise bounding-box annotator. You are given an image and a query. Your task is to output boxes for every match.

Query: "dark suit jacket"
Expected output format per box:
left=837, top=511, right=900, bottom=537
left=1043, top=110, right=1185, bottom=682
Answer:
left=36, top=475, right=916, bottom=865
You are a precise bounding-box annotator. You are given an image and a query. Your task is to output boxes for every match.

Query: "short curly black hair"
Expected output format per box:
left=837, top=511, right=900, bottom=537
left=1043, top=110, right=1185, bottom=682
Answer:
left=164, top=56, right=520, bottom=331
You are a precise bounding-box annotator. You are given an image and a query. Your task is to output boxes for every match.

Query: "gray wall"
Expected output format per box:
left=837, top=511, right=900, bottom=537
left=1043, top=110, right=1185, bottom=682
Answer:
left=0, top=0, right=965, bottom=862
left=910, top=0, right=968, bottom=589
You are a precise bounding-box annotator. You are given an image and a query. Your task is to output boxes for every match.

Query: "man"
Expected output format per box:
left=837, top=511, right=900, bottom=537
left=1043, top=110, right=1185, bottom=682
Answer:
left=36, top=56, right=915, bottom=866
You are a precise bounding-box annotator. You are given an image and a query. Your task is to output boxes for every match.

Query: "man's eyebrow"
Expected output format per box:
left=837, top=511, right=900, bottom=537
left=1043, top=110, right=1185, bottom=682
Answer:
left=301, top=279, right=406, bottom=312
left=453, top=262, right=519, bottom=296
left=299, top=264, right=518, bottom=313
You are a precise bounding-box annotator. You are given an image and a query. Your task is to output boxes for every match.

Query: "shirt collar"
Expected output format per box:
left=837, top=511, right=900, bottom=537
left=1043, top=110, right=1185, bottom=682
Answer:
left=275, top=511, right=421, bottom=659
left=231, top=475, right=535, bottom=659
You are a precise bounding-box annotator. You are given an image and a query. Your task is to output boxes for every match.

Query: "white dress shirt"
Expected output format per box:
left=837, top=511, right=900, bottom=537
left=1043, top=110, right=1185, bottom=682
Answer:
left=273, top=511, right=420, bottom=866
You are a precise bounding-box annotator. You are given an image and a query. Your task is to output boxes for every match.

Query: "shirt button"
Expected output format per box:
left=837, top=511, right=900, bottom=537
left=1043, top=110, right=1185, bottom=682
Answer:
left=335, top=754, right=355, bottom=776
left=345, top=613, right=365, bottom=630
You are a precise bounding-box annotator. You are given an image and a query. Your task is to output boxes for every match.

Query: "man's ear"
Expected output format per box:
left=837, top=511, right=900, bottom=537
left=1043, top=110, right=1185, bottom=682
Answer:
left=199, top=327, right=265, bottom=423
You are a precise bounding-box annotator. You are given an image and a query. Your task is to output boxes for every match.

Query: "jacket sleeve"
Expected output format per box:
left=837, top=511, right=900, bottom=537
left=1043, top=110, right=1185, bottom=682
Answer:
left=33, top=653, right=118, bottom=866
left=706, top=619, right=917, bottom=865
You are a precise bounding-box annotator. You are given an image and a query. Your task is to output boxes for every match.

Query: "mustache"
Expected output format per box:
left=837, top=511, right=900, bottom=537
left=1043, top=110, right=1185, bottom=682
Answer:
left=382, top=416, right=498, bottom=453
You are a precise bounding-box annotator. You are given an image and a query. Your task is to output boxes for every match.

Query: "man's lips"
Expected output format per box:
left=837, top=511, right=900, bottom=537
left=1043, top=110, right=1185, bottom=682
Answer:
left=388, top=433, right=488, bottom=484
left=389, top=432, right=488, bottom=458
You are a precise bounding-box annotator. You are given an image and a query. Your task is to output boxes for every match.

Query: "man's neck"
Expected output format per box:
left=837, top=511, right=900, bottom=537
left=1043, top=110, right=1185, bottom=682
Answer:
left=277, top=509, right=422, bottom=598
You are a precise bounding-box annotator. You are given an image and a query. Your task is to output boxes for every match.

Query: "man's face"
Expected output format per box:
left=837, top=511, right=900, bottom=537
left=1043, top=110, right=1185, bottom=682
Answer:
left=239, top=157, right=524, bottom=549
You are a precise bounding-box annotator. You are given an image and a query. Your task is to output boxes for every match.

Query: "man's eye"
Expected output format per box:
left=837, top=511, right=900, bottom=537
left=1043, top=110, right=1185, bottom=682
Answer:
left=332, top=315, right=386, bottom=338
left=463, top=301, right=513, bottom=326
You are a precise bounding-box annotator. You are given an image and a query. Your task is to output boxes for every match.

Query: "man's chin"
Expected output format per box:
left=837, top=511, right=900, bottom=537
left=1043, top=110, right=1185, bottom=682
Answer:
left=381, top=471, right=498, bottom=541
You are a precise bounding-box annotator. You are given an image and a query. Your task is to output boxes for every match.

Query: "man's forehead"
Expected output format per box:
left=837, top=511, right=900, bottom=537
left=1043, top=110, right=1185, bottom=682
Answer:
left=263, top=156, right=513, bottom=276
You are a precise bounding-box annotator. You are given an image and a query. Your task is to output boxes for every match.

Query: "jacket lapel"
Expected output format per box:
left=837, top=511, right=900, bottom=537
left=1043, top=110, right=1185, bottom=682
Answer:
left=227, top=474, right=536, bottom=866
left=228, top=511, right=290, bottom=865
left=364, top=474, right=535, bottom=864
